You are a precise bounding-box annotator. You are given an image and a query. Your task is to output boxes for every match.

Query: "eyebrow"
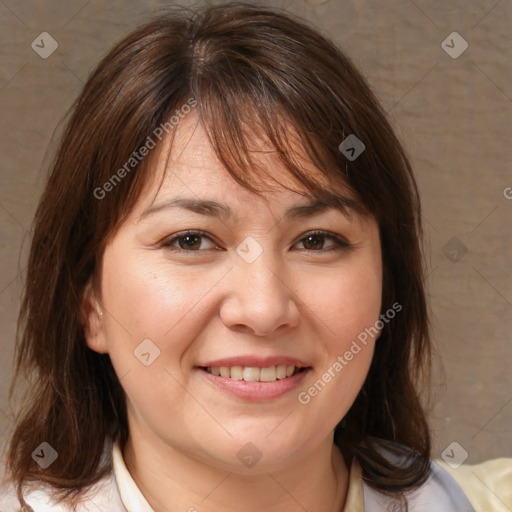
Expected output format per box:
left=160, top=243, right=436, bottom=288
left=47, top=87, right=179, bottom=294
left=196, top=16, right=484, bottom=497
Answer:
left=139, top=196, right=364, bottom=222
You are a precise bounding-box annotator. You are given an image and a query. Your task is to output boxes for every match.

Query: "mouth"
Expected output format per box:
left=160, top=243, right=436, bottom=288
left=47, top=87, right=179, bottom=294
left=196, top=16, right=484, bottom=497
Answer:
left=199, top=365, right=307, bottom=382
left=195, top=359, right=312, bottom=401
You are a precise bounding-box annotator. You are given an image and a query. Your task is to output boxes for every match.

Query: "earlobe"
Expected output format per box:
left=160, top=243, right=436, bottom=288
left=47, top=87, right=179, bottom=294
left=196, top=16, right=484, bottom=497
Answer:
left=80, top=280, right=109, bottom=354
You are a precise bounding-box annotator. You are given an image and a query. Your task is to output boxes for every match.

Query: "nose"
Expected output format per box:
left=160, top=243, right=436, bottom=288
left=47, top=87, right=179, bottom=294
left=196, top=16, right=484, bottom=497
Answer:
left=219, top=252, right=301, bottom=337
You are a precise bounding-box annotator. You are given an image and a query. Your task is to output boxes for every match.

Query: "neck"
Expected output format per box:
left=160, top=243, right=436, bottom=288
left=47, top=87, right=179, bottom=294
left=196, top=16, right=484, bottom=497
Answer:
left=122, top=426, right=349, bottom=512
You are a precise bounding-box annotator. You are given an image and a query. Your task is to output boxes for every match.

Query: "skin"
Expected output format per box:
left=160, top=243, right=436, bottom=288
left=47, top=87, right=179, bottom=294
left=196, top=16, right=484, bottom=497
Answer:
left=83, top=112, right=383, bottom=512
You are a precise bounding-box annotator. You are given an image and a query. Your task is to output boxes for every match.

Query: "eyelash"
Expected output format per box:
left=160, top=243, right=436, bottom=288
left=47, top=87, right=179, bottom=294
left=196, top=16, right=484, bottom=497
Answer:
left=160, top=229, right=352, bottom=255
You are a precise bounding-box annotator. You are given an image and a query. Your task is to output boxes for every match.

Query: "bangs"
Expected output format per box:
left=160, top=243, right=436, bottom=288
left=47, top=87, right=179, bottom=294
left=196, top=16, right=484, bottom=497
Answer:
left=168, top=90, right=370, bottom=218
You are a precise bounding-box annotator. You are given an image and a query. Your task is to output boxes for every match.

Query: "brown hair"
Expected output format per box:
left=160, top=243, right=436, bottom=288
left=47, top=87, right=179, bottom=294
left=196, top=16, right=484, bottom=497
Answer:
left=5, top=1, right=431, bottom=507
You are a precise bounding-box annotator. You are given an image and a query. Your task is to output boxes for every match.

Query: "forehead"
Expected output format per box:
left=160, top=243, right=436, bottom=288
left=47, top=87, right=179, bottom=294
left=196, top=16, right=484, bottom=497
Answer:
left=141, top=110, right=350, bottom=208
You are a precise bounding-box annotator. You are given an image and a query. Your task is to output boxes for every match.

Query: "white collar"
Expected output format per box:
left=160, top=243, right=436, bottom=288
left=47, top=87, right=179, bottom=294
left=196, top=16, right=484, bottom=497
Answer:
left=112, top=441, right=155, bottom=512
left=111, top=440, right=364, bottom=512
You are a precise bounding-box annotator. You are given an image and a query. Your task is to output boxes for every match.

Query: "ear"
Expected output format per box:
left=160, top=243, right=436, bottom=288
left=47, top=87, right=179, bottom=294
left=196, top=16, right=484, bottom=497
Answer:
left=80, top=279, right=108, bottom=354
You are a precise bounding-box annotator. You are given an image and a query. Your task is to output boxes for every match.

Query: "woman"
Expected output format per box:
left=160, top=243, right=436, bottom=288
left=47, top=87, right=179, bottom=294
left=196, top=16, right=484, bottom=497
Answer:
left=1, top=2, right=510, bottom=511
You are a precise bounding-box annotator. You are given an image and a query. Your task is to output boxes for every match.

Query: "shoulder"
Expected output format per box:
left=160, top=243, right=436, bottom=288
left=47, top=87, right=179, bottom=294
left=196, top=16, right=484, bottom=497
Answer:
left=0, top=470, right=126, bottom=512
left=435, top=457, right=512, bottom=512
left=360, top=439, right=512, bottom=511
left=362, top=460, right=476, bottom=511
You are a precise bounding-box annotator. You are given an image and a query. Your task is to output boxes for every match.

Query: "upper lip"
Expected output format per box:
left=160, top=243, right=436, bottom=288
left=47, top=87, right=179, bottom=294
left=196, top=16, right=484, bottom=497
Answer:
left=198, top=356, right=311, bottom=368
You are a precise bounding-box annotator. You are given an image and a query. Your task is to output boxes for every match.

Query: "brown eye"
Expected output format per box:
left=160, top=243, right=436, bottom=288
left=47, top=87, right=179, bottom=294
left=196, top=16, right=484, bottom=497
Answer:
left=301, top=234, right=325, bottom=250
left=296, top=231, right=351, bottom=252
left=177, top=234, right=202, bottom=250
left=161, top=230, right=217, bottom=252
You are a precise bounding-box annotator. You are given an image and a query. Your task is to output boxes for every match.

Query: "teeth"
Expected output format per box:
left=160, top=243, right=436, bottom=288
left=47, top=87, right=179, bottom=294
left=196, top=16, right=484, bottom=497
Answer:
left=206, top=365, right=301, bottom=382
left=276, top=365, right=287, bottom=379
left=243, top=367, right=260, bottom=382
left=230, top=366, right=243, bottom=380
left=260, top=366, right=276, bottom=382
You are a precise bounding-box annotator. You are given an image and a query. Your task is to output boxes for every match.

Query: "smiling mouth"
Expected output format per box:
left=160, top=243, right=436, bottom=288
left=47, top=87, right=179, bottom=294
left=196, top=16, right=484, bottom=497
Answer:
left=199, top=365, right=307, bottom=382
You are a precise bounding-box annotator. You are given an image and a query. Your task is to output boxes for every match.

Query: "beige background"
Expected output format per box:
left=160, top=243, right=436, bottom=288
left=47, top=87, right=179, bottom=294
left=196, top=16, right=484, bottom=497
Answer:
left=0, top=0, right=511, bottom=478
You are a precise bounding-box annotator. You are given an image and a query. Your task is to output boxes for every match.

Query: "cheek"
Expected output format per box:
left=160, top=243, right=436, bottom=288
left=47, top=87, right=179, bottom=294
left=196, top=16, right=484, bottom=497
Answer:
left=98, top=252, right=208, bottom=416
left=294, top=259, right=381, bottom=413
left=98, top=249, right=235, bottom=410
left=101, top=250, right=223, bottom=342
left=305, top=260, right=382, bottom=347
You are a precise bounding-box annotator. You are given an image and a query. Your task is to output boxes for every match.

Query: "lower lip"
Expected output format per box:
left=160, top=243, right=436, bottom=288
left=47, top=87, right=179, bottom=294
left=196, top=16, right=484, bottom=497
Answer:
left=198, top=367, right=311, bottom=401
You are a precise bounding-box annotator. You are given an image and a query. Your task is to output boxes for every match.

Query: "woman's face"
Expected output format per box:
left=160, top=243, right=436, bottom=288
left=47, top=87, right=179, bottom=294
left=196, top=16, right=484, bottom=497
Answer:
left=85, top=113, right=382, bottom=472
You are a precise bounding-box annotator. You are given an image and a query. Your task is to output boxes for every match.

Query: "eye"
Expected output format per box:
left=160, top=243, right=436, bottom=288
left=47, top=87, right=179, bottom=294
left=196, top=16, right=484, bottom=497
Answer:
left=160, top=229, right=352, bottom=254
left=294, top=230, right=351, bottom=252
left=161, top=230, right=219, bottom=252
